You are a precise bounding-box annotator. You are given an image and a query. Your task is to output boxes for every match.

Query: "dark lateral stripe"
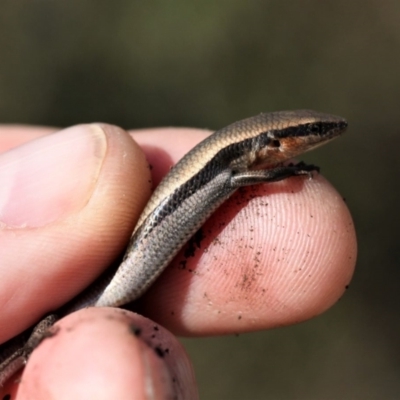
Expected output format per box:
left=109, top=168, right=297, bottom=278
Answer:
left=135, top=120, right=347, bottom=237
left=137, top=134, right=263, bottom=236
left=272, top=122, right=347, bottom=138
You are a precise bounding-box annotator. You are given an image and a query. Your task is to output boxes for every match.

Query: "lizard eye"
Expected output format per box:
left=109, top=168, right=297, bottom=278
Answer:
left=270, top=139, right=280, bottom=148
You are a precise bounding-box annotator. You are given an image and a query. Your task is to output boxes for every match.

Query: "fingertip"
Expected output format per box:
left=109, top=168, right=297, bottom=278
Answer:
left=18, top=308, right=197, bottom=400
left=141, top=173, right=356, bottom=335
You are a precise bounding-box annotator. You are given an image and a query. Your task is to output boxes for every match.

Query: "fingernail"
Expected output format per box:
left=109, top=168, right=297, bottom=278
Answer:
left=0, top=124, right=107, bottom=228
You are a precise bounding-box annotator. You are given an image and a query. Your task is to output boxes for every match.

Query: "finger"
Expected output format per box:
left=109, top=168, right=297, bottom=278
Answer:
left=0, top=125, right=57, bottom=153
left=6, top=308, right=197, bottom=400
left=133, top=127, right=209, bottom=188
left=132, top=129, right=357, bottom=336
left=0, top=124, right=151, bottom=342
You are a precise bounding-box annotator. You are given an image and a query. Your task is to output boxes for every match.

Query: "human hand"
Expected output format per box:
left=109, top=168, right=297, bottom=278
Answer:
left=0, top=123, right=356, bottom=399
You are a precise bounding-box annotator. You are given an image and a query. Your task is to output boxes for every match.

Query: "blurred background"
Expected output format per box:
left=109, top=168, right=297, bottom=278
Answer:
left=0, top=1, right=398, bottom=398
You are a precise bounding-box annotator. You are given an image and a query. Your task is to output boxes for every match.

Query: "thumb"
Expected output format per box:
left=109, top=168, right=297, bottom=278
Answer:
left=0, top=124, right=151, bottom=342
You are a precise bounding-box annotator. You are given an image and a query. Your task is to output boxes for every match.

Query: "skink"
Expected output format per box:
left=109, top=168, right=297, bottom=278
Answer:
left=0, top=109, right=347, bottom=385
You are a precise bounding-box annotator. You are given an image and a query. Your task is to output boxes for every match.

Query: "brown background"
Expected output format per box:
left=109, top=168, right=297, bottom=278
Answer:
left=1, top=1, right=398, bottom=398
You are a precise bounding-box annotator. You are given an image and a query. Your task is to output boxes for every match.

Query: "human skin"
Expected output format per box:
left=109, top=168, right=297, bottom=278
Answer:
left=0, top=124, right=357, bottom=399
